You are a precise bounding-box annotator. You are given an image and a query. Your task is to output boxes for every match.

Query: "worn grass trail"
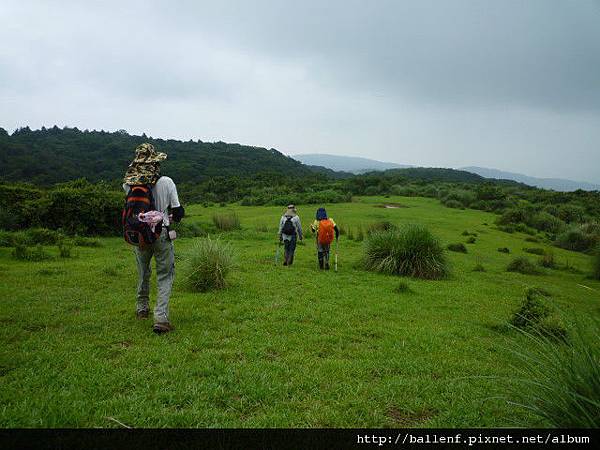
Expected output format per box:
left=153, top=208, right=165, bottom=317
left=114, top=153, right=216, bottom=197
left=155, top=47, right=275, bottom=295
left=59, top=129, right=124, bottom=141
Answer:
left=1, top=196, right=598, bottom=427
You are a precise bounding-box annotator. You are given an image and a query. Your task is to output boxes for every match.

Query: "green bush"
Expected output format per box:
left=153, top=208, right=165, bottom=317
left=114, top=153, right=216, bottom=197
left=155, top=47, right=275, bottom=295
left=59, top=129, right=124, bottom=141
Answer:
left=12, top=243, right=52, bottom=261
left=472, top=263, right=486, bottom=272
left=181, top=237, right=234, bottom=292
left=466, top=236, right=476, bottom=244
left=507, top=257, right=542, bottom=275
left=539, top=250, right=556, bottom=269
left=25, top=228, right=64, bottom=245
left=72, top=236, right=102, bottom=247
left=443, top=199, right=463, bottom=209
left=0, top=206, right=21, bottom=231
left=523, top=247, right=545, bottom=255
left=510, top=287, right=551, bottom=329
left=367, top=221, right=397, bottom=234
left=174, top=221, right=207, bottom=238
left=530, top=212, right=565, bottom=234
left=58, top=238, right=74, bottom=258
left=555, top=224, right=599, bottom=252
left=362, top=224, right=448, bottom=279
left=497, top=247, right=510, bottom=254
left=506, top=319, right=599, bottom=427
left=447, top=243, right=467, bottom=253
left=355, top=227, right=365, bottom=242
left=393, top=281, right=413, bottom=294
left=212, top=213, right=241, bottom=231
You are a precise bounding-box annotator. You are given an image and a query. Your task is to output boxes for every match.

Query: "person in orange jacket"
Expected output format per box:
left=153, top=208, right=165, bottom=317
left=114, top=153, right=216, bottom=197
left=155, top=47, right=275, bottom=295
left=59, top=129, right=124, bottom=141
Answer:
left=310, top=207, right=339, bottom=270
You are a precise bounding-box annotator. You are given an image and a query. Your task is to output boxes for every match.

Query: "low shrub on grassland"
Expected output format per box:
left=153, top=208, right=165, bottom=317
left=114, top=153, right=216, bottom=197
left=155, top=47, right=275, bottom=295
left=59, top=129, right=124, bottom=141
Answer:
left=363, top=224, right=448, bottom=280
left=507, top=257, right=542, bottom=275
left=212, top=213, right=241, bottom=231
left=181, top=237, right=234, bottom=292
left=447, top=243, right=467, bottom=253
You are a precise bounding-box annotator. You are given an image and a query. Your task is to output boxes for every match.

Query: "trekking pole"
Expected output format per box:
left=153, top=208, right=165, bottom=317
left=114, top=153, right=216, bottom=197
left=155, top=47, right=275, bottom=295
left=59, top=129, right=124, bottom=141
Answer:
left=275, top=241, right=281, bottom=266
left=334, top=239, right=338, bottom=272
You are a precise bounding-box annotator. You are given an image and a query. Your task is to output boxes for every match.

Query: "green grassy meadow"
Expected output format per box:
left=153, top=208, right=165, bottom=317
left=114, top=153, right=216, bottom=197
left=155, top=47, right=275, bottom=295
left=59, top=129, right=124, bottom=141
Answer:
left=1, top=196, right=599, bottom=427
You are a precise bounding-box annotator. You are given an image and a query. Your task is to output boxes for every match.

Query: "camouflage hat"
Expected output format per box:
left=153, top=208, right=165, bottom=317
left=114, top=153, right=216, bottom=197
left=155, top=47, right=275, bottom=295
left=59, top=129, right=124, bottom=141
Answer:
left=123, top=162, right=161, bottom=185
left=132, top=143, right=167, bottom=163
left=123, top=143, right=166, bottom=185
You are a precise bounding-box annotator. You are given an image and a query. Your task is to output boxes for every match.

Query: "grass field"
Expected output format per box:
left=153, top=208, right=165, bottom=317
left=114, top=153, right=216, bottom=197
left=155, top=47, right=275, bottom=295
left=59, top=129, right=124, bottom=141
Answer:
left=1, top=196, right=599, bottom=427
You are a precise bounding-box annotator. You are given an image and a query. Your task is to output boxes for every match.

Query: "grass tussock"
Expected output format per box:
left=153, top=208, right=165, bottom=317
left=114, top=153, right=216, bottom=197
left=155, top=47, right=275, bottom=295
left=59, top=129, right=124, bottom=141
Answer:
left=363, top=224, right=448, bottom=280
left=506, top=318, right=599, bottom=427
left=182, top=237, right=234, bottom=292
left=538, top=250, right=556, bottom=269
left=12, top=243, right=52, bottom=261
left=497, top=247, right=510, bottom=254
left=367, top=221, right=397, bottom=235
left=447, top=242, right=467, bottom=253
left=212, top=213, right=241, bottom=232
left=393, top=281, right=414, bottom=294
left=472, top=263, right=486, bottom=272
left=523, top=247, right=545, bottom=255
left=507, top=257, right=542, bottom=275
left=466, top=236, right=476, bottom=244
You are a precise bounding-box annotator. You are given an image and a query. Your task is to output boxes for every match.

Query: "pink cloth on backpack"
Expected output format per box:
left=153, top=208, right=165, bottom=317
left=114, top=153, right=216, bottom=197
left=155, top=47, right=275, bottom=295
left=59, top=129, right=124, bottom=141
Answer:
left=138, top=210, right=164, bottom=232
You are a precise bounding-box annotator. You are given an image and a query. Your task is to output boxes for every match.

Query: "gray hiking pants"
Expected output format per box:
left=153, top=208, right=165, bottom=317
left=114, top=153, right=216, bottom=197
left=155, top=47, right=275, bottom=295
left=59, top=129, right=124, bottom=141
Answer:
left=134, top=228, right=175, bottom=323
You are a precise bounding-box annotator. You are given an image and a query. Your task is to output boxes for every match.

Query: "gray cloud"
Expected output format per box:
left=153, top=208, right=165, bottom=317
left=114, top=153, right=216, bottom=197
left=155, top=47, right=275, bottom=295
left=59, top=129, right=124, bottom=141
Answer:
left=1, top=0, right=599, bottom=182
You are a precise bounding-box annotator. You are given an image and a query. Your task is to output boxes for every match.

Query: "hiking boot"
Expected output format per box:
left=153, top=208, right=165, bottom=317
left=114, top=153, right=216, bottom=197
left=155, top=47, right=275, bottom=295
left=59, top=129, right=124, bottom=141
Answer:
left=136, top=309, right=149, bottom=320
left=153, top=322, right=174, bottom=334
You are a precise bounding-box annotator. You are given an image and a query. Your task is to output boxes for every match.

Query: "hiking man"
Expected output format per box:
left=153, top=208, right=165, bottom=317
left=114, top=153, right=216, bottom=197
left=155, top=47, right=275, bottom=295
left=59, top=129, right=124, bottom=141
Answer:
left=277, top=204, right=303, bottom=266
left=310, top=207, right=339, bottom=270
left=123, top=143, right=184, bottom=334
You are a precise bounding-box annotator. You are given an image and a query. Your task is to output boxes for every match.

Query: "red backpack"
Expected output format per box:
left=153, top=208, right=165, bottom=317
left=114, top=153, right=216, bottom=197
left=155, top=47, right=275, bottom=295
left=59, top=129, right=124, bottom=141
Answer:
left=318, top=219, right=335, bottom=245
left=122, top=185, right=161, bottom=247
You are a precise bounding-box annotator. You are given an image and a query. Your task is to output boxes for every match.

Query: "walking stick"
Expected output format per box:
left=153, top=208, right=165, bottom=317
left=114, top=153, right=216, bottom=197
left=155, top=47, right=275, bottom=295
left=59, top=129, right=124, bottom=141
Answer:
left=275, top=241, right=281, bottom=265
left=334, top=239, right=338, bottom=272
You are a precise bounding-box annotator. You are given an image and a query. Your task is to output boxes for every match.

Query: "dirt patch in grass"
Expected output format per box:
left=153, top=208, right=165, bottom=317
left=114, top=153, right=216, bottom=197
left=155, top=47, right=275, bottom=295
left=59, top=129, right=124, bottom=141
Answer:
left=387, top=406, right=437, bottom=426
left=375, top=203, right=409, bottom=209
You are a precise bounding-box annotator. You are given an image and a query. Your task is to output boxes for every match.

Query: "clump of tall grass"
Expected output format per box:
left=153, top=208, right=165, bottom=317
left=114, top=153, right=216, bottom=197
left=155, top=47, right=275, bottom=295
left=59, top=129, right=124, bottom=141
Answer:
left=182, top=237, right=234, bottom=292
left=507, top=257, right=542, bottom=275
left=393, top=281, right=413, bottom=294
left=498, top=247, right=510, bottom=254
left=538, top=250, right=556, bottom=269
left=363, top=224, right=448, bottom=280
left=212, top=213, right=241, bottom=231
left=447, top=242, right=467, bottom=253
left=12, top=243, right=52, bottom=261
left=57, top=238, right=74, bottom=258
left=175, top=221, right=207, bottom=237
left=472, top=263, right=486, bottom=272
left=506, top=318, right=599, bottom=427
left=466, top=236, right=476, bottom=244
left=367, top=221, right=397, bottom=235
left=355, top=226, right=365, bottom=242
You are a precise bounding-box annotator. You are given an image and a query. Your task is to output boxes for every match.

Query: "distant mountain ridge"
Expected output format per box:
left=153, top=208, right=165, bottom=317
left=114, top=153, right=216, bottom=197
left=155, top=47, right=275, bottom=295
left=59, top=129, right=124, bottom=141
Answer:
left=461, top=166, right=600, bottom=192
left=293, top=153, right=412, bottom=174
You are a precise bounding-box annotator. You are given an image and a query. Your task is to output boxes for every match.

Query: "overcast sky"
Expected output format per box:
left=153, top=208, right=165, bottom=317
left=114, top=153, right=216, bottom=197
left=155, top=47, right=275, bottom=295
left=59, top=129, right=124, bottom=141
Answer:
left=1, top=0, right=599, bottom=182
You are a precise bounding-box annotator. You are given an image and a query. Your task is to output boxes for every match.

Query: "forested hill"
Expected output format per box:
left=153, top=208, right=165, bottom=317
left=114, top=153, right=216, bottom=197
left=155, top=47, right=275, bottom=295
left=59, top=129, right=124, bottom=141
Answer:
left=0, top=126, right=339, bottom=185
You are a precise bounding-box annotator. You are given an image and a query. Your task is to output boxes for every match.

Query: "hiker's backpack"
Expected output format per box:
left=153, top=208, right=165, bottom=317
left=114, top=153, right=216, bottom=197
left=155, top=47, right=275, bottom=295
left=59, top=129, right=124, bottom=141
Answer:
left=122, top=185, right=161, bottom=247
left=282, top=216, right=296, bottom=235
left=318, top=219, right=335, bottom=245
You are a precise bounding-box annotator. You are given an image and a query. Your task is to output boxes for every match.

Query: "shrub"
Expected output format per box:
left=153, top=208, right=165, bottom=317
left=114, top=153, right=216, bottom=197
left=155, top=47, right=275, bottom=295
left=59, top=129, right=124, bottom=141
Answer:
left=506, top=319, right=599, bottom=427
left=443, top=199, right=463, bottom=209
left=212, top=213, right=241, bottom=231
left=473, top=263, right=486, bottom=272
left=461, top=230, right=471, bottom=236
left=174, top=221, right=207, bottom=238
left=498, top=247, right=510, bottom=253
left=393, top=281, right=413, bottom=294
left=539, top=250, right=556, bottom=269
left=362, top=224, right=448, bottom=279
left=72, top=236, right=102, bottom=247
left=25, top=228, right=64, bottom=245
left=466, top=236, right=476, bottom=244
left=523, top=247, right=545, bottom=255
left=592, top=245, right=600, bottom=280
left=12, top=243, right=52, bottom=261
left=57, top=238, right=74, bottom=258
left=555, top=226, right=598, bottom=252
left=557, top=204, right=585, bottom=223
left=447, top=243, right=467, bottom=253
left=0, top=206, right=21, bottom=231
left=524, top=236, right=539, bottom=243
left=355, top=227, right=365, bottom=242
left=530, top=212, right=566, bottom=234
left=367, top=221, right=397, bottom=234
left=182, top=237, right=234, bottom=292
left=510, top=287, right=551, bottom=329
left=507, top=257, right=542, bottom=275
